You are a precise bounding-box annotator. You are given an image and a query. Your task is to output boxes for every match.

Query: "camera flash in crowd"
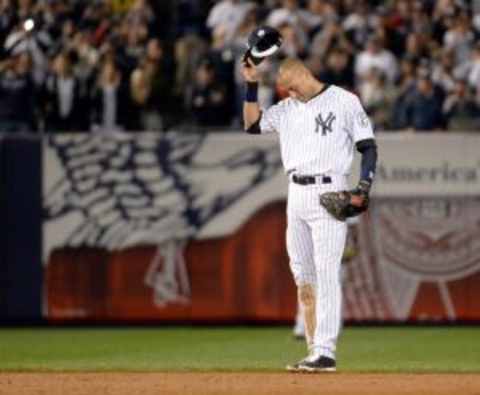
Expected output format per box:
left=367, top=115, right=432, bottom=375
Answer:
left=24, top=19, right=35, bottom=32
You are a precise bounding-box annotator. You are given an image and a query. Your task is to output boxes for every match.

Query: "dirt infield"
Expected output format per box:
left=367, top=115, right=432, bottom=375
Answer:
left=1, top=373, right=480, bottom=395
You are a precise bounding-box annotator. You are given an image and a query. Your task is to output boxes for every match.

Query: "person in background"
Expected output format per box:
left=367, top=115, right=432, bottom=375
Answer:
left=91, top=58, right=128, bottom=132
left=318, top=47, right=354, bottom=90
left=4, top=19, right=52, bottom=86
left=442, top=79, right=480, bottom=131
left=403, top=32, right=430, bottom=64
left=401, top=70, right=445, bottom=131
left=431, top=49, right=457, bottom=94
left=0, top=52, right=35, bottom=132
left=0, top=0, right=16, bottom=47
left=129, top=38, right=171, bottom=131
left=303, top=0, right=338, bottom=37
left=443, top=10, right=475, bottom=66
left=391, top=57, right=418, bottom=130
left=125, top=0, right=156, bottom=32
left=206, top=0, right=256, bottom=45
left=43, top=51, right=82, bottom=132
left=342, top=1, right=378, bottom=51
left=276, top=20, right=308, bottom=59
left=124, top=23, right=149, bottom=67
left=1, top=0, right=480, bottom=133
left=266, top=0, right=311, bottom=40
left=355, top=35, right=398, bottom=89
left=359, top=68, right=395, bottom=129
left=230, top=5, right=259, bottom=116
left=129, top=56, right=152, bottom=131
left=310, top=20, right=353, bottom=61
left=464, top=43, right=480, bottom=93
left=188, top=59, right=229, bottom=128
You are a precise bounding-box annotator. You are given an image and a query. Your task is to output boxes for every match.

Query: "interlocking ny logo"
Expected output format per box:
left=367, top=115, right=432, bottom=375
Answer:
left=315, top=112, right=336, bottom=135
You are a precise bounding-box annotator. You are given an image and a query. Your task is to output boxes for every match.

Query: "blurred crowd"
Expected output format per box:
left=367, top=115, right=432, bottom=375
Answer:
left=1, top=0, right=480, bottom=133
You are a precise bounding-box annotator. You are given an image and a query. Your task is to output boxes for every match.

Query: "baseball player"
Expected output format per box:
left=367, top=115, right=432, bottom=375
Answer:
left=241, top=29, right=378, bottom=373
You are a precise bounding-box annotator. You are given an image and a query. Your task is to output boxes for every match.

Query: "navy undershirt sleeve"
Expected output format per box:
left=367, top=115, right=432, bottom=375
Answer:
left=356, top=139, right=377, bottom=183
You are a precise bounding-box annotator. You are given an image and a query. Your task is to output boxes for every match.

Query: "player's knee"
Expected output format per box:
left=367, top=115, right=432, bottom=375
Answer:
left=298, top=284, right=315, bottom=308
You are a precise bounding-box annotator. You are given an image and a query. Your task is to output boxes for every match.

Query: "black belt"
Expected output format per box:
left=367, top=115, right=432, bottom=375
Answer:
left=292, top=174, right=332, bottom=185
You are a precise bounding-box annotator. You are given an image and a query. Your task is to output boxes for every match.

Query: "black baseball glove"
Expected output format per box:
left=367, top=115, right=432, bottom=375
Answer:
left=319, top=180, right=371, bottom=221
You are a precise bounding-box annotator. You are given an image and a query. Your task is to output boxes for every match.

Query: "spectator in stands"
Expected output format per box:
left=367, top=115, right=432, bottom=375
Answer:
left=91, top=58, right=128, bottom=132
left=129, top=38, right=171, bottom=131
left=129, top=56, right=150, bottom=131
left=0, top=0, right=16, bottom=47
left=431, top=49, right=456, bottom=93
left=124, top=23, right=148, bottom=66
left=266, top=0, right=310, bottom=38
left=52, top=19, right=76, bottom=55
left=207, top=0, right=255, bottom=44
left=363, top=68, right=396, bottom=129
left=70, top=30, right=98, bottom=94
left=175, top=0, right=209, bottom=38
left=318, top=47, right=354, bottom=90
left=391, top=57, right=418, bottom=130
left=146, top=37, right=174, bottom=128
left=303, top=0, right=337, bottom=37
left=188, top=59, right=229, bottom=128
left=4, top=19, right=52, bottom=86
left=276, top=20, right=308, bottom=58
left=443, top=79, right=480, bottom=131
left=230, top=6, right=261, bottom=123
left=175, top=34, right=209, bottom=98
left=17, top=0, right=33, bottom=21
left=465, top=43, right=480, bottom=93
left=355, top=35, right=398, bottom=90
left=409, top=1, right=432, bottom=36
left=125, top=0, right=156, bottom=31
left=342, top=1, right=377, bottom=50
left=403, top=32, right=430, bottom=64
left=310, top=20, right=353, bottom=59
left=444, top=10, right=475, bottom=65
left=388, top=0, right=412, bottom=42
left=43, top=51, right=83, bottom=132
left=0, top=52, right=35, bottom=132
left=1, top=0, right=480, bottom=133
left=401, top=71, right=445, bottom=131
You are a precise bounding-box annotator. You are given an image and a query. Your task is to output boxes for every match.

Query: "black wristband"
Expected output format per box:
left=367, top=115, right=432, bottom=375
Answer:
left=245, top=82, right=258, bottom=102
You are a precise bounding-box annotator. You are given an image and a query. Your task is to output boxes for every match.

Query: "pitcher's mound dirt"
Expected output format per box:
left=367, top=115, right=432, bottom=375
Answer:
left=1, top=372, right=479, bottom=395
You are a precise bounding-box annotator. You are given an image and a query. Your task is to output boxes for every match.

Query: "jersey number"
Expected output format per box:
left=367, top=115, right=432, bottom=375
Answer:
left=315, top=112, right=336, bottom=136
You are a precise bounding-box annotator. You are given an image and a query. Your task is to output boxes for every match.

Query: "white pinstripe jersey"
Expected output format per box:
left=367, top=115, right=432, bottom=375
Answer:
left=259, top=85, right=374, bottom=175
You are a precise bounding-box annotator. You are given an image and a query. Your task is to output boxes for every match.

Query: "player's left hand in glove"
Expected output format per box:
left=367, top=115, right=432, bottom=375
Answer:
left=319, top=180, right=371, bottom=222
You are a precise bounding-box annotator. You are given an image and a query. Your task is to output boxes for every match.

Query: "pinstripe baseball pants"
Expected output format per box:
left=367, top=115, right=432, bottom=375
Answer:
left=286, top=177, right=348, bottom=359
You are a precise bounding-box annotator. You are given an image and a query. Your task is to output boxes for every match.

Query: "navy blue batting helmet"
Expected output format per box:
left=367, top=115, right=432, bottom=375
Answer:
left=244, top=26, right=283, bottom=66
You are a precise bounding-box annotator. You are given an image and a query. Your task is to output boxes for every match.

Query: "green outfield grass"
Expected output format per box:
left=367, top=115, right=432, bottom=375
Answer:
left=0, top=326, right=478, bottom=373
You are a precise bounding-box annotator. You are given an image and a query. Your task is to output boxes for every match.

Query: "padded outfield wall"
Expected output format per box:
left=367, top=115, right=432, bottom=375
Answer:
left=1, top=132, right=480, bottom=323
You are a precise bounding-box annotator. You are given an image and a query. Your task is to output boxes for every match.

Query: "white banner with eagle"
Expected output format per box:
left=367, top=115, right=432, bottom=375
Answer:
left=42, top=132, right=480, bottom=321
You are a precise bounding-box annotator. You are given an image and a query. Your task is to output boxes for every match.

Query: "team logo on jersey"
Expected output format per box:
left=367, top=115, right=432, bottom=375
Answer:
left=357, top=111, right=370, bottom=128
left=314, top=112, right=336, bottom=135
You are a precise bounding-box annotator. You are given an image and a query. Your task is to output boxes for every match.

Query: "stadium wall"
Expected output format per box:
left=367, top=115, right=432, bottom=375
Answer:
left=0, top=135, right=43, bottom=323
left=1, top=132, right=480, bottom=323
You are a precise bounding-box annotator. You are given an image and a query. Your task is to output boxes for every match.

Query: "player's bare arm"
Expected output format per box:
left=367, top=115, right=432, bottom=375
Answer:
left=240, top=27, right=283, bottom=133
left=241, top=59, right=262, bottom=132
